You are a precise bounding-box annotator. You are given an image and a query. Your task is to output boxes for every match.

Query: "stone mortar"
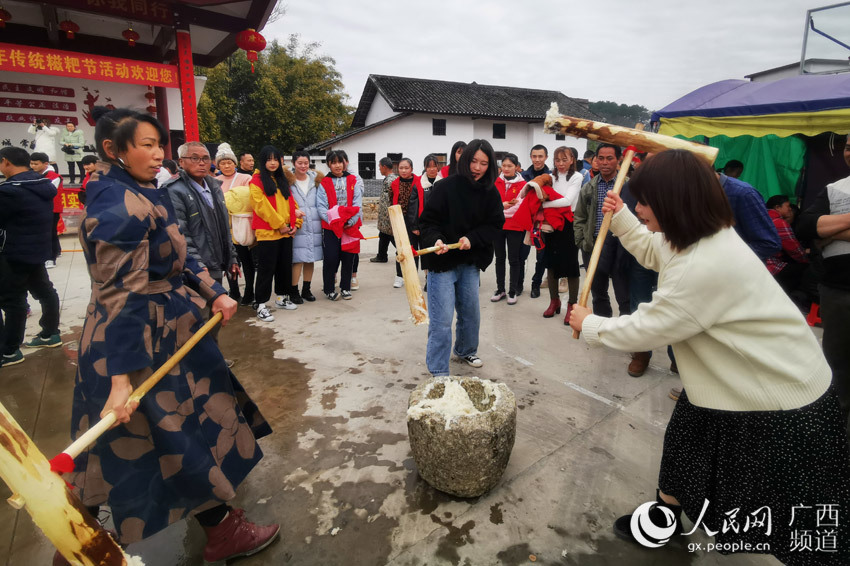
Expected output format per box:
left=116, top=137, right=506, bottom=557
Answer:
left=406, top=376, right=517, bottom=498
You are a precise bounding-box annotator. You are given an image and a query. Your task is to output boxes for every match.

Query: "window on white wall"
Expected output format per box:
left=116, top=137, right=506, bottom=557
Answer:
left=358, top=153, right=376, bottom=179
left=555, top=134, right=566, bottom=141
left=432, top=119, right=446, bottom=136
left=493, top=123, right=506, bottom=139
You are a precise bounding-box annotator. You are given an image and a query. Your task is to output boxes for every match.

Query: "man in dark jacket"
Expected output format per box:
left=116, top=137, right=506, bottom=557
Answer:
left=0, top=147, right=62, bottom=366
left=164, top=142, right=238, bottom=346
left=521, top=145, right=552, bottom=298
left=164, top=142, right=238, bottom=283
left=797, top=133, right=850, bottom=433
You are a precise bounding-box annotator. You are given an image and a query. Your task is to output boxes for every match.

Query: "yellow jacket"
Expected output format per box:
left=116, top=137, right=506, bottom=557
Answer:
left=249, top=181, right=303, bottom=241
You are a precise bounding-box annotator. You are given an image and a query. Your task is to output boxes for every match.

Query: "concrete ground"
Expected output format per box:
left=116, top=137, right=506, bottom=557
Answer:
left=0, top=225, right=783, bottom=566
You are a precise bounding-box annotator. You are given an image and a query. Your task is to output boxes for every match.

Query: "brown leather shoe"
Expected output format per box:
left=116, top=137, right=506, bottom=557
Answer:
left=627, top=352, right=651, bottom=377
left=202, top=508, right=280, bottom=565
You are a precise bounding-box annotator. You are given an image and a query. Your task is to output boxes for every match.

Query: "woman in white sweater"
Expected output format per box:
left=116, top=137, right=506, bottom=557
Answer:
left=570, top=150, right=849, bottom=564
left=543, top=146, right=583, bottom=322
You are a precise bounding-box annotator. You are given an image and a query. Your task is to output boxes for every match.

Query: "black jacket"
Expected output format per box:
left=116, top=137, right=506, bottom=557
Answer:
left=521, top=164, right=551, bottom=182
left=418, top=174, right=504, bottom=273
left=163, top=170, right=237, bottom=279
left=0, top=170, right=56, bottom=264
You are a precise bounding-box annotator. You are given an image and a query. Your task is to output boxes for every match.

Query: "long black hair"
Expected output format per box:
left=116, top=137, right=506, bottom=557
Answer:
left=457, top=139, right=497, bottom=187
left=447, top=140, right=467, bottom=175
left=258, top=145, right=289, bottom=197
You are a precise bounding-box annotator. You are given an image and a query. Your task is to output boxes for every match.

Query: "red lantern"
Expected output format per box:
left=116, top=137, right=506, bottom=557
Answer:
left=0, top=7, right=11, bottom=28
left=144, top=91, right=156, bottom=101
left=122, top=26, right=140, bottom=47
left=59, top=19, right=79, bottom=39
left=146, top=105, right=157, bottom=114
left=235, top=28, right=266, bottom=73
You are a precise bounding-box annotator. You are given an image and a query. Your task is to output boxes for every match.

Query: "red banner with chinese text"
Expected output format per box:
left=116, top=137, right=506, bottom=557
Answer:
left=0, top=43, right=179, bottom=88
left=0, top=97, right=77, bottom=112
left=1, top=113, right=78, bottom=125
left=0, top=83, right=74, bottom=97
left=60, top=188, right=84, bottom=211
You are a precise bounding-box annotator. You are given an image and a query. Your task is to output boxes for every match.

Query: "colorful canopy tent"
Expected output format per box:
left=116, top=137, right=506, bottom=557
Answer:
left=651, top=74, right=850, bottom=200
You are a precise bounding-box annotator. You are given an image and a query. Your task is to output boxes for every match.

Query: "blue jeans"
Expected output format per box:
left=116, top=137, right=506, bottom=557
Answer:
left=426, top=264, right=481, bottom=376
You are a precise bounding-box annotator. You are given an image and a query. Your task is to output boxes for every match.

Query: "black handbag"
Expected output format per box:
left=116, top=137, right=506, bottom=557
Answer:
left=61, top=145, right=76, bottom=155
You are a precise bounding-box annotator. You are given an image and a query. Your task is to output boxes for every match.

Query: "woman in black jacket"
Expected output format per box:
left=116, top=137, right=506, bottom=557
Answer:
left=418, top=139, right=504, bottom=375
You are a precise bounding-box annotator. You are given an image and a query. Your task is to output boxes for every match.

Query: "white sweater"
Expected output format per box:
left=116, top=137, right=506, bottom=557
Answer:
left=582, top=207, right=830, bottom=412
left=544, top=170, right=583, bottom=210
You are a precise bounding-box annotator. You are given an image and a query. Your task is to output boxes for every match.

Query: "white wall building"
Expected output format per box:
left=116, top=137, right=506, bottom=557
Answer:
left=306, top=75, right=599, bottom=179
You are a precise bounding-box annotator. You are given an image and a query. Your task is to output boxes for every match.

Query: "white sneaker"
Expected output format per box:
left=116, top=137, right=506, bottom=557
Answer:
left=351, top=276, right=359, bottom=290
left=393, top=276, right=404, bottom=288
left=275, top=295, right=297, bottom=310
left=256, top=304, right=274, bottom=322
left=457, top=354, right=483, bottom=368
left=45, top=260, right=56, bottom=269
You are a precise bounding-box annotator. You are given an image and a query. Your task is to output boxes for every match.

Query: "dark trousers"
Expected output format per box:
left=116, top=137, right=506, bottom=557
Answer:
left=52, top=213, right=61, bottom=261
left=0, top=257, right=60, bottom=355
left=235, top=244, right=256, bottom=302
left=582, top=250, right=630, bottom=317
left=629, top=261, right=657, bottom=313
left=253, top=238, right=293, bottom=304
left=322, top=229, right=354, bottom=293
left=774, top=263, right=809, bottom=310
left=518, top=242, right=531, bottom=291
left=630, top=261, right=658, bottom=356
left=532, top=246, right=546, bottom=287
left=67, top=161, right=83, bottom=184
left=820, top=285, right=850, bottom=435
left=396, top=230, right=419, bottom=277
left=377, top=232, right=394, bottom=259
left=494, top=230, right=525, bottom=294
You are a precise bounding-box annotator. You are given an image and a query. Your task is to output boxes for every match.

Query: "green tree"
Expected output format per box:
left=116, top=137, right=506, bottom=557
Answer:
left=587, top=101, right=651, bottom=128
left=197, top=35, right=352, bottom=156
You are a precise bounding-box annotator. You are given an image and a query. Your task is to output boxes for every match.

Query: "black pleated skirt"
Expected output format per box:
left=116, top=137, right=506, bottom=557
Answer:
left=659, top=388, right=850, bottom=565
left=543, top=222, right=580, bottom=278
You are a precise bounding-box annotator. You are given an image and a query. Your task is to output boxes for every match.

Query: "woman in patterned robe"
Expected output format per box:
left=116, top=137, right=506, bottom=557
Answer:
left=67, top=107, right=278, bottom=564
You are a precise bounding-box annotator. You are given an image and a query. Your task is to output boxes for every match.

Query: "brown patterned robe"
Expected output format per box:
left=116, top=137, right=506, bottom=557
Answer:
left=70, top=163, right=271, bottom=543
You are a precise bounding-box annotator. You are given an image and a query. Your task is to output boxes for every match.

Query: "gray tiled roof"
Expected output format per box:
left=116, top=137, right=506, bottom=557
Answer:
left=351, top=74, right=598, bottom=128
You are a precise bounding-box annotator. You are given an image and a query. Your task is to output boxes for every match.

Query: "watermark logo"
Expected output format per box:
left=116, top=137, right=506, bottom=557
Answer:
left=630, top=501, right=679, bottom=548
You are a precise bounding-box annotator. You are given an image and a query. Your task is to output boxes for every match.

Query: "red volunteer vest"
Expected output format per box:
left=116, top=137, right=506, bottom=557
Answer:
left=320, top=174, right=357, bottom=230
left=391, top=175, right=424, bottom=217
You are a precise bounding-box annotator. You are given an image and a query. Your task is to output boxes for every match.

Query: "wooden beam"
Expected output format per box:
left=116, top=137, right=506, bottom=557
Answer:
left=41, top=4, right=60, bottom=46
left=0, top=402, right=131, bottom=565
left=175, top=5, right=249, bottom=33
left=388, top=205, right=428, bottom=325
left=153, top=27, right=174, bottom=61
left=247, top=0, right=279, bottom=28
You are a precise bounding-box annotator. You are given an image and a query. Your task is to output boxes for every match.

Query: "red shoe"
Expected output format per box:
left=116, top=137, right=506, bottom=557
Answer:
left=564, top=302, right=575, bottom=326
left=543, top=298, right=561, bottom=318
left=202, top=508, right=280, bottom=565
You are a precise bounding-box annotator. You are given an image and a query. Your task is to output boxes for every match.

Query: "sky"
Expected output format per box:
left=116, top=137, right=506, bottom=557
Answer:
left=262, top=0, right=850, bottom=114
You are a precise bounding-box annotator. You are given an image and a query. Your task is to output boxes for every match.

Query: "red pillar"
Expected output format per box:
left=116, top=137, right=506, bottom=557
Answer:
left=154, top=86, right=171, bottom=158
left=175, top=27, right=199, bottom=142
